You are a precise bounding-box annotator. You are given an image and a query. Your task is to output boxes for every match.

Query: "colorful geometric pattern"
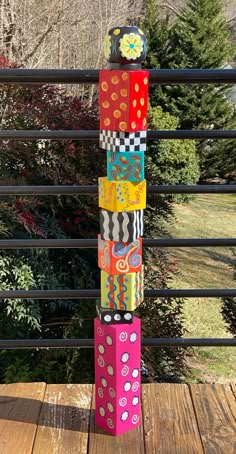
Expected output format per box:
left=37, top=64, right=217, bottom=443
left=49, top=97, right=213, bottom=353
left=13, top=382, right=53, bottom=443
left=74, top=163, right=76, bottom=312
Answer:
left=98, top=235, right=142, bottom=275
left=96, top=25, right=148, bottom=437
left=99, top=177, right=146, bottom=212
left=107, top=151, right=144, bottom=182
left=101, top=267, right=144, bottom=311
left=99, top=130, right=147, bottom=153
left=94, top=316, right=141, bottom=435
left=99, top=70, right=148, bottom=132
left=100, top=209, right=144, bottom=242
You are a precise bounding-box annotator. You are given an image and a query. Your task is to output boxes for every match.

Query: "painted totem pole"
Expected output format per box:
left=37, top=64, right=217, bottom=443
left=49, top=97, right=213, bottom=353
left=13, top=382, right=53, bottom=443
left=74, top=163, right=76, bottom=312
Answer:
left=95, top=26, right=148, bottom=436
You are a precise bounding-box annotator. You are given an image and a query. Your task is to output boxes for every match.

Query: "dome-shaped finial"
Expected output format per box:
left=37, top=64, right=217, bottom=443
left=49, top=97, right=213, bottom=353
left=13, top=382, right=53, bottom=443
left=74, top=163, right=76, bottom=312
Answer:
left=104, top=26, right=147, bottom=65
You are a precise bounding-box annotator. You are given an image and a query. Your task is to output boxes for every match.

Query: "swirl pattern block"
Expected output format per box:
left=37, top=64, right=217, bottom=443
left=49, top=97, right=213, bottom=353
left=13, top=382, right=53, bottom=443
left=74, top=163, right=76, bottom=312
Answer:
left=99, top=70, right=149, bottom=132
left=94, top=317, right=141, bottom=435
left=107, top=150, right=144, bottom=182
left=101, top=267, right=144, bottom=311
left=98, top=234, right=142, bottom=274
left=99, top=177, right=146, bottom=213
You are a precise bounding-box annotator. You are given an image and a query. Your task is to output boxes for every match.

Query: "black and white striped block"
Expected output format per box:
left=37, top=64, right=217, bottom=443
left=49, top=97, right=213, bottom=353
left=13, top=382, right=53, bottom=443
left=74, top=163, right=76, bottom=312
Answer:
left=100, top=209, right=144, bottom=242
left=99, top=130, right=147, bottom=152
left=96, top=302, right=133, bottom=325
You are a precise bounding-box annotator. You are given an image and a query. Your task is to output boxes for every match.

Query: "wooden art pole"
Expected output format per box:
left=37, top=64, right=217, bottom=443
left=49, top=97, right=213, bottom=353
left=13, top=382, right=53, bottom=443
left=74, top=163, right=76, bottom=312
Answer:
left=95, top=26, right=148, bottom=436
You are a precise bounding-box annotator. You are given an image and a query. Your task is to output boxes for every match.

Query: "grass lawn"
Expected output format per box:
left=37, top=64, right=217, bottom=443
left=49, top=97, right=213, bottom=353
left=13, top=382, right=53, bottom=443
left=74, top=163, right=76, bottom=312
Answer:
left=167, top=194, right=236, bottom=383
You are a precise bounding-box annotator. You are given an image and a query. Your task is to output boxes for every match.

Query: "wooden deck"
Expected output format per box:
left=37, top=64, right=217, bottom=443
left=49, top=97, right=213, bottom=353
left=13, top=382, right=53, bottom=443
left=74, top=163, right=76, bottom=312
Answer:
left=0, top=383, right=235, bottom=453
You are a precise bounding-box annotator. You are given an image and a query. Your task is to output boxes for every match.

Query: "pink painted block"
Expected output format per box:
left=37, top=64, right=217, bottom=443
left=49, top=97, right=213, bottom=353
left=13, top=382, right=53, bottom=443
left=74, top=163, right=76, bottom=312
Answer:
left=94, top=316, right=141, bottom=436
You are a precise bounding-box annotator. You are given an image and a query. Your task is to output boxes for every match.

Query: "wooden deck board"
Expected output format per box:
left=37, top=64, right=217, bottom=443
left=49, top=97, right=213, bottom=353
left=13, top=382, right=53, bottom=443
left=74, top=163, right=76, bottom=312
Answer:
left=33, top=384, right=92, bottom=454
left=0, top=382, right=235, bottom=453
left=0, top=382, right=46, bottom=454
left=88, top=387, right=145, bottom=454
left=190, top=384, right=236, bottom=454
left=142, top=383, right=204, bottom=454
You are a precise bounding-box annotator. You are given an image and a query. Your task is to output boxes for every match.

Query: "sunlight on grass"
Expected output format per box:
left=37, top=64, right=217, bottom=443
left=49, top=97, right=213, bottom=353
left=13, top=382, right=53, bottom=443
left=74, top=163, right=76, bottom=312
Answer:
left=166, top=194, right=236, bottom=383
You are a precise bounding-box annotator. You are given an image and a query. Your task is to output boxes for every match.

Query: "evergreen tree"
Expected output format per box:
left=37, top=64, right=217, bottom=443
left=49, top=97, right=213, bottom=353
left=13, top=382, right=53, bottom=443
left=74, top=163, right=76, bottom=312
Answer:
left=166, top=0, right=234, bottom=130
left=141, top=0, right=171, bottom=107
left=142, top=0, right=235, bottom=173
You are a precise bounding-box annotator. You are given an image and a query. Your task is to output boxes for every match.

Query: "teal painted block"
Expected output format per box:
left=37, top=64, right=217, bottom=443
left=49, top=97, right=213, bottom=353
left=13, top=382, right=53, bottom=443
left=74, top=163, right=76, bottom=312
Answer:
left=107, top=151, right=144, bottom=182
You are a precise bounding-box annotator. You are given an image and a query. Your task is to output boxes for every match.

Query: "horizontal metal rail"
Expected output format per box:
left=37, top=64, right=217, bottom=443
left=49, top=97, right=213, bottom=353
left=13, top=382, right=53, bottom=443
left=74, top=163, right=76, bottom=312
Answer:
left=0, top=129, right=236, bottom=140
left=0, top=338, right=234, bottom=349
left=0, top=238, right=235, bottom=249
left=0, top=289, right=235, bottom=299
left=0, top=68, right=235, bottom=84
left=0, top=184, right=235, bottom=195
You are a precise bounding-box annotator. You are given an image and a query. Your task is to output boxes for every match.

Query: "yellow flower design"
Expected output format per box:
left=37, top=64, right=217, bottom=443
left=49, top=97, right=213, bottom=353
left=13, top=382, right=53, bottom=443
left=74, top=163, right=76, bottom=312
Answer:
left=119, top=33, right=143, bottom=60
left=104, top=34, right=111, bottom=60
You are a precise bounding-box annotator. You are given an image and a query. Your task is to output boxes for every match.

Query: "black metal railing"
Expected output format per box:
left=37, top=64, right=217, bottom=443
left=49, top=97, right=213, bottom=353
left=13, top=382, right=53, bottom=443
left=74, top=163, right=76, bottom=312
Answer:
left=0, top=68, right=235, bottom=349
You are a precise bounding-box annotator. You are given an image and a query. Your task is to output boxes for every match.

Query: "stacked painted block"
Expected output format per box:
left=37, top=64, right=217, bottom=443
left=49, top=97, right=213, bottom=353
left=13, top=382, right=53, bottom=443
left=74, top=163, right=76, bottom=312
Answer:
left=95, top=26, right=148, bottom=436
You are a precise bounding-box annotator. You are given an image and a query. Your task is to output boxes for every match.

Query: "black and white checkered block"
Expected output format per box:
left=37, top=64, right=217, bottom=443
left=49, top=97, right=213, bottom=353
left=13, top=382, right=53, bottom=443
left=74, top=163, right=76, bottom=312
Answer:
left=96, top=302, right=134, bottom=325
left=99, top=130, right=147, bottom=152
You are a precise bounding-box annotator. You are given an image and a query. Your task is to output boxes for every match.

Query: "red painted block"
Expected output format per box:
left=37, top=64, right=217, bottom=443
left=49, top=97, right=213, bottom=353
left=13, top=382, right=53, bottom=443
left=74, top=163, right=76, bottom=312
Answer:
left=98, top=235, right=142, bottom=275
left=99, top=70, right=149, bottom=132
left=94, top=316, right=141, bottom=436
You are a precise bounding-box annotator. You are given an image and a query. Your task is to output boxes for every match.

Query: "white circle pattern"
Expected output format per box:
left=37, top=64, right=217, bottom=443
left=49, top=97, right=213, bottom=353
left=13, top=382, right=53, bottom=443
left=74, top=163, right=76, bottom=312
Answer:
left=107, top=402, right=114, bottom=413
left=99, top=407, right=105, bottom=417
left=130, top=332, right=138, bottom=343
left=124, top=381, right=131, bottom=392
left=121, top=352, right=130, bottom=363
left=121, top=411, right=129, bottom=421
left=106, top=335, right=113, bottom=345
left=101, top=377, right=107, bottom=388
left=132, top=396, right=139, bottom=406
left=98, top=344, right=105, bottom=354
left=107, top=365, right=114, bottom=376
left=109, top=387, right=116, bottom=398
left=132, top=368, right=139, bottom=378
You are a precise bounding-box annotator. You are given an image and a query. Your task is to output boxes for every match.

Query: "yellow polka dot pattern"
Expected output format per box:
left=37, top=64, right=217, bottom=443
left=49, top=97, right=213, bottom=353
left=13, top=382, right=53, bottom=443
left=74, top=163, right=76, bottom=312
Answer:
left=99, top=70, right=149, bottom=131
left=114, top=110, right=121, bottom=118
left=112, top=75, right=119, bottom=84
left=111, top=93, right=118, bottom=101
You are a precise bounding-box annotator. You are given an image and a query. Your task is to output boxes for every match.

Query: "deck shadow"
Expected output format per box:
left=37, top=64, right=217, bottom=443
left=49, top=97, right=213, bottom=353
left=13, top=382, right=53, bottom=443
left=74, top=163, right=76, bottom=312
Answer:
left=0, top=395, right=95, bottom=433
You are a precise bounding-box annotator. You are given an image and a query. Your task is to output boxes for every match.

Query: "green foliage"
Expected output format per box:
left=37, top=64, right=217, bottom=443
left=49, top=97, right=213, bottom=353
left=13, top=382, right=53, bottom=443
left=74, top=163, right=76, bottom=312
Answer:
left=204, top=116, right=236, bottom=179
left=0, top=59, right=187, bottom=384
left=222, top=250, right=236, bottom=337
left=148, top=106, right=200, bottom=201
left=142, top=0, right=235, bottom=176
left=169, top=0, right=233, bottom=69
left=141, top=0, right=170, bottom=70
